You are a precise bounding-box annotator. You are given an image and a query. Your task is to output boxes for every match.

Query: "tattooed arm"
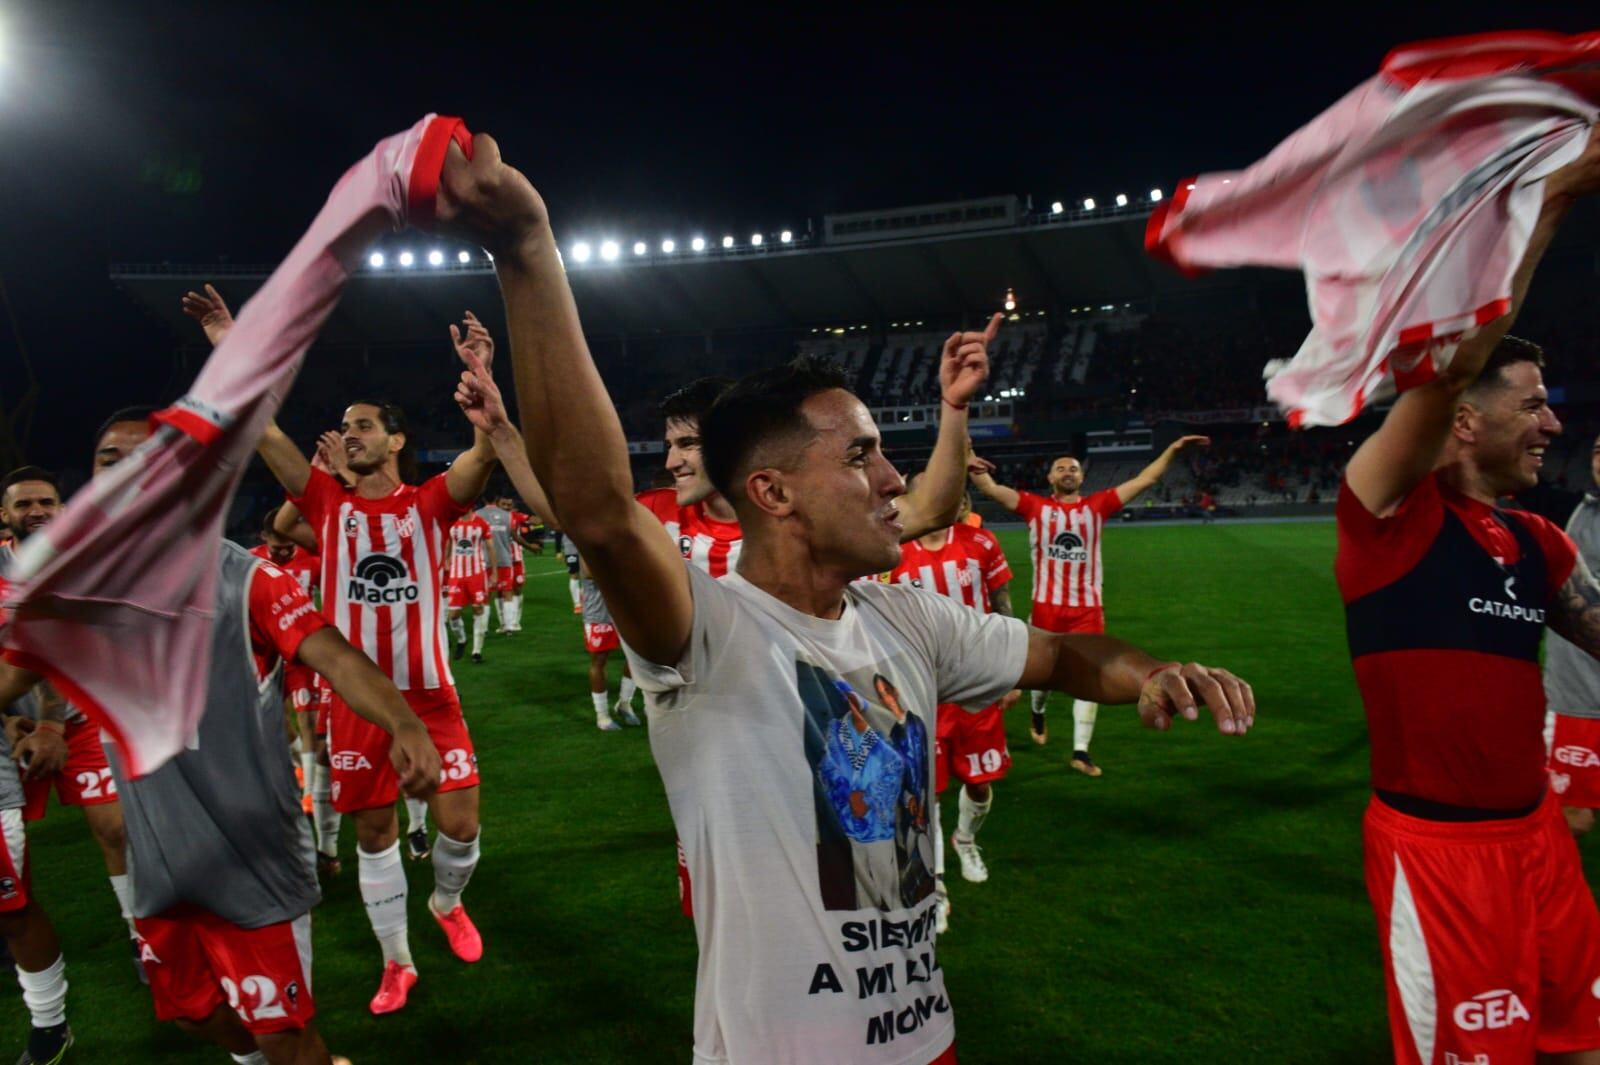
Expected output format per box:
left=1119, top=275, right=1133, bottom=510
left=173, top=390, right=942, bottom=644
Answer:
left=1550, top=553, right=1600, bottom=654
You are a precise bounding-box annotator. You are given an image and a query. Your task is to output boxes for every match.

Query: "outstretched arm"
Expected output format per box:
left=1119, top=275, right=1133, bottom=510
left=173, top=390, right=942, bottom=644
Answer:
left=436, top=135, right=690, bottom=665
left=1345, top=135, right=1600, bottom=518
left=1016, top=629, right=1254, bottom=736
left=449, top=360, right=558, bottom=527
left=1115, top=435, right=1210, bottom=506
left=898, top=315, right=998, bottom=538
left=969, top=457, right=1021, bottom=513
left=442, top=313, right=500, bottom=506
left=258, top=422, right=312, bottom=498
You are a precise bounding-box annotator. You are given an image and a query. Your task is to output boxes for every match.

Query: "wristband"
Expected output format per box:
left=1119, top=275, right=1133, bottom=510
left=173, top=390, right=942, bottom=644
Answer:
left=1141, top=664, right=1177, bottom=688
left=941, top=397, right=967, bottom=412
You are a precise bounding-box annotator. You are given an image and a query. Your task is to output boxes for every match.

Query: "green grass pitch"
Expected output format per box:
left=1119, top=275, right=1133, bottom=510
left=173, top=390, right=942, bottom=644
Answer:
left=17, top=520, right=1600, bottom=1062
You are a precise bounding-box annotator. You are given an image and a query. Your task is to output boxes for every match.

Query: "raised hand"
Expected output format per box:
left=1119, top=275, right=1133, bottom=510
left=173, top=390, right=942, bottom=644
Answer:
left=450, top=310, right=495, bottom=373
left=1168, top=434, right=1211, bottom=454
left=314, top=429, right=354, bottom=484
left=1137, top=663, right=1255, bottom=736
left=940, top=313, right=1001, bottom=409
left=180, top=283, right=234, bottom=346
left=433, top=133, right=549, bottom=257
left=453, top=341, right=512, bottom=435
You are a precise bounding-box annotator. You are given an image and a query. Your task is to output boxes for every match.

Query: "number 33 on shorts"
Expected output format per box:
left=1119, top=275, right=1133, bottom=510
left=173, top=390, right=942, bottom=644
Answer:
left=442, top=748, right=476, bottom=783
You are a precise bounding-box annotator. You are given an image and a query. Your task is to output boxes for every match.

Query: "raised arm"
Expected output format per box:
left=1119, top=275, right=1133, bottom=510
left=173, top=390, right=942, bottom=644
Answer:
left=897, top=315, right=998, bottom=538
left=1346, top=135, right=1600, bottom=518
left=969, top=457, right=1021, bottom=513
left=257, top=421, right=312, bottom=498
left=1115, top=435, right=1210, bottom=506
left=1017, top=629, right=1254, bottom=736
left=443, top=313, right=501, bottom=506
left=295, top=628, right=441, bottom=797
left=180, top=283, right=235, bottom=347
left=436, top=135, right=691, bottom=665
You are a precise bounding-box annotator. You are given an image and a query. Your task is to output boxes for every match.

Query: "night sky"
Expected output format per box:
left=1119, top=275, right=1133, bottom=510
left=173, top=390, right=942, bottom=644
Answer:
left=0, top=1, right=1592, bottom=467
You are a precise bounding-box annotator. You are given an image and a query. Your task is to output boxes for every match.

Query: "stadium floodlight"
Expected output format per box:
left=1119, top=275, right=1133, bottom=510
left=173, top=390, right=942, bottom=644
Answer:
left=661, top=239, right=676, bottom=254
left=572, top=241, right=592, bottom=262
left=427, top=249, right=444, bottom=266
left=1050, top=201, right=1064, bottom=215
left=1083, top=198, right=1096, bottom=211
left=633, top=241, right=648, bottom=256
left=1150, top=188, right=1163, bottom=202
left=368, top=252, right=386, bottom=269
left=1115, top=194, right=1128, bottom=207
left=398, top=251, right=415, bottom=267
left=691, top=237, right=706, bottom=252
left=457, top=250, right=471, bottom=264
left=600, top=240, right=620, bottom=261
left=751, top=233, right=763, bottom=246
left=721, top=235, right=734, bottom=248
left=780, top=230, right=793, bottom=243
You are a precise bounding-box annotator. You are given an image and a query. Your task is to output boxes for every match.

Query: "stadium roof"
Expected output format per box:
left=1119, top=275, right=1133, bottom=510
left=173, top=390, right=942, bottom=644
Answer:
left=111, top=200, right=1277, bottom=347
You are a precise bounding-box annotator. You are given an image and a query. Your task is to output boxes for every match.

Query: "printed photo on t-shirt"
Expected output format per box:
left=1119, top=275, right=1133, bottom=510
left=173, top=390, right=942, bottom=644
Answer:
left=801, top=662, right=935, bottom=912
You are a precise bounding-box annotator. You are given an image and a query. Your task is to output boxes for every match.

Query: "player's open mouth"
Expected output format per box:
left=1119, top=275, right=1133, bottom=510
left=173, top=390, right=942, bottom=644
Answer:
left=1529, top=446, right=1546, bottom=466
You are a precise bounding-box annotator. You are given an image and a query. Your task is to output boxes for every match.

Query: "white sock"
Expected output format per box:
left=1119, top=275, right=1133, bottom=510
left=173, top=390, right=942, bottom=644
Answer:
left=1030, top=690, right=1049, bottom=716
left=449, top=615, right=466, bottom=643
left=1072, top=700, right=1099, bottom=753
left=429, top=830, right=481, bottom=914
left=357, top=842, right=412, bottom=968
left=405, top=798, right=428, bottom=836
left=957, top=788, right=992, bottom=842
left=493, top=598, right=507, bottom=629
left=591, top=692, right=609, bottom=719
left=933, top=816, right=945, bottom=876
left=108, top=874, right=135, bottom=937
left=510, top=597, right=523, bottom=627
left=299, top=750, right=314, bottom=795
left=17, top=953, right=67, bottom=1028
left=471, top=609, right=487, bottom=655
left=312, top=763, right=340, bottom=858
left=231, top=1053, right=269, bottom=1065
left=617, top=677, right=638, bottom=707
left=568, top=578, right=581, bottom=606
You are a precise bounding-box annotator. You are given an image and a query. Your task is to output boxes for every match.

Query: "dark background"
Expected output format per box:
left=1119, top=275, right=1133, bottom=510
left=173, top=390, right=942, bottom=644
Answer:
left=0, top=1, right=1592, bottom=469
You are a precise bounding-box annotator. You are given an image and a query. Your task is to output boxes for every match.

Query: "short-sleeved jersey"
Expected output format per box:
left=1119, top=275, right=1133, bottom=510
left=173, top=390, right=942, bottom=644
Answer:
left=476, top=505, right=516, bottom=568
left=1336, top=472, right=1578, bottom=811
left=290, top=467, right=466, bottom=691
left=890, top=525, right=1013, bottom=615
left=1013, top=489, right=1122, bottom=609
left=509, top=510, right=531, bottom=564
left=1545, top=495, right=1600, bottom=717
left=637, top=487, right=742, bottom=578
left=624, top=566, right=1030, bottom=1065
left=247, top=544, right=320, bottom=599
left=448, top=516, right=493, bottom=581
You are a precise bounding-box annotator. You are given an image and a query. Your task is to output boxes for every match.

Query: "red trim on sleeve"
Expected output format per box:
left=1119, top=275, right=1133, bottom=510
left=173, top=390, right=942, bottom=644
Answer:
left=151, top=406, right=223, bottom=446
left=1088, top=489, right=1124, bottom=518
left=1012, top=491, right=1043, bottom=520
left=406, top=116, right=473, bottom=228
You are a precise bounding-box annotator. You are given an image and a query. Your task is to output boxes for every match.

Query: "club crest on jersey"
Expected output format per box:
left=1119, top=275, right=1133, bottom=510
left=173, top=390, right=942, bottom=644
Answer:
left=0, top=876, right=16, bottom=900
left=348, top=553, right=419, bottom=605
left=678, top=534, right=693, bottom=558
left=1047, top=530, right=1088, bottom=563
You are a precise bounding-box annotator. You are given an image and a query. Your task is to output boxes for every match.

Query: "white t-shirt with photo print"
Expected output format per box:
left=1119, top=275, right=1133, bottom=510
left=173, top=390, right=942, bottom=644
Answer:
left=625, top=564, right=1029, bottom=1065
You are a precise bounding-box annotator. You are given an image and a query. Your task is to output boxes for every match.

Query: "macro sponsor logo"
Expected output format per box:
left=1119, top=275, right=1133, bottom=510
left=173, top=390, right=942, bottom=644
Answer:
left=1452, top=989, right=1530, bottom=1031
left=347, top=554, right=419, bottom=605
left=1047, top=530, right=1088, bottom=564
left=1554, top=745, right=1600, bottom=768
left=329, top=750, right=374, bottom=771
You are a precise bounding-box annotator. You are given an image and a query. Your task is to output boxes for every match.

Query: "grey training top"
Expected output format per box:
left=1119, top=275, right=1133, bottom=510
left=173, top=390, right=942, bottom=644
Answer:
left=478, top=505, right=513, bottom=569
left=106, top=541, right=319, bottom=926
left=580, top=576, right=612, bottom=626
left=1545, top=494, right=1600, bottom=718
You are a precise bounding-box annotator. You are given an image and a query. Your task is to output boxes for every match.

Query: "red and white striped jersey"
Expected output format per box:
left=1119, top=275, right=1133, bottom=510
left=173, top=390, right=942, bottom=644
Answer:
left=1013, top=489, right=1123, bottom=609
left=248, top=544, right=320, bottom=599
left=890, top=524, right=1013, bottom=614
left=637, top=488, right=742, bottom=578
left=447, top=516, right=492, bottom=580
left=509, top=510, right=531, bottom=564
left=290, top=467, right=467, bottom=691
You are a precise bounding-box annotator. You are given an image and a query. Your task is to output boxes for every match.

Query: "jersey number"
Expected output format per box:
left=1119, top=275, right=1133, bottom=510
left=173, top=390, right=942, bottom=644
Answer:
left=442, top=748, right=475, bottom=783
left=75, top=768, right=116, bottom=800
left=963, top=749, right=1004, bottom=775
left=221, top=974, right=288, bottom=1022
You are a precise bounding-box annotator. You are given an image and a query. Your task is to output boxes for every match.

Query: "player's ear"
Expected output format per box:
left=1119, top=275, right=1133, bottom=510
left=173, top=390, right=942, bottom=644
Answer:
left=390, top=430, right=407, bottom=455
left=1451, top=401, right=1478, bottom=444
left=746, top=468, right=793, bottom=519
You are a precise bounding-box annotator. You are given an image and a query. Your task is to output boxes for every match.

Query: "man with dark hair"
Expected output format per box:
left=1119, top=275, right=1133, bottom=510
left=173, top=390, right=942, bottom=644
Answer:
left=186, top=288, right=499, bottom=1015
left=0, top=464, right=141, bottom=970
left=971, top=436, right=1208, bottom=772
left=441, top=133, right=1253, bottom=1065
left=1337, top=139, right=1600, bottom=1065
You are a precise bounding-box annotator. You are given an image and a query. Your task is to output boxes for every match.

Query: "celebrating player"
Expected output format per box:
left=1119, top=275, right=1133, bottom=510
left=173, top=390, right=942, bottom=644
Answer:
left=970, top=435, right=1208, bottom=774
left=249, top=508, right=322, bottom=815
left=445, top=509, right=496, bottom=664
left=438, top=130, right=1252, bottom=1065
left=1337, top=136, right=1600, bottom=1064
left=0, top=465, right=141, bottom=968
left=476, top=495, right=523, bottom=633
left=888, top=477, right=1020, bottom=932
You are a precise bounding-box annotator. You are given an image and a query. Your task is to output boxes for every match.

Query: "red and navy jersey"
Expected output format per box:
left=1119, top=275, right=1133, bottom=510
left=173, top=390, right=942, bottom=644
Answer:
left=1337, top=472, right=1577, bottom=811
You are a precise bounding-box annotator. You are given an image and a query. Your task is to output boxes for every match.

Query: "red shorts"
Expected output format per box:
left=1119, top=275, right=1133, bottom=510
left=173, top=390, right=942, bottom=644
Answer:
left=934, top=703, right=1011, bottom=794
left=23, top=717, right=118, bottom=821
left=1028, top=603, right=1104, bottom=634
left=512, top=560, right=526, bottom=586
left=494, top=566, right=516, bottom=593
left=446, top=573, right=488, bottom=608
left=1548, top=713, right=1600, bottom=807
left=136, top=906, right=315, bottom=1035
left=584, top=622, right=620, bottom=654
left=284, top=664, right=317, bottom=712
left=326, top=686, right=478, bottom=813
left=0, top=810, right=30, bottom=914
left=1363, top=792, right=1600, bottom=1062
